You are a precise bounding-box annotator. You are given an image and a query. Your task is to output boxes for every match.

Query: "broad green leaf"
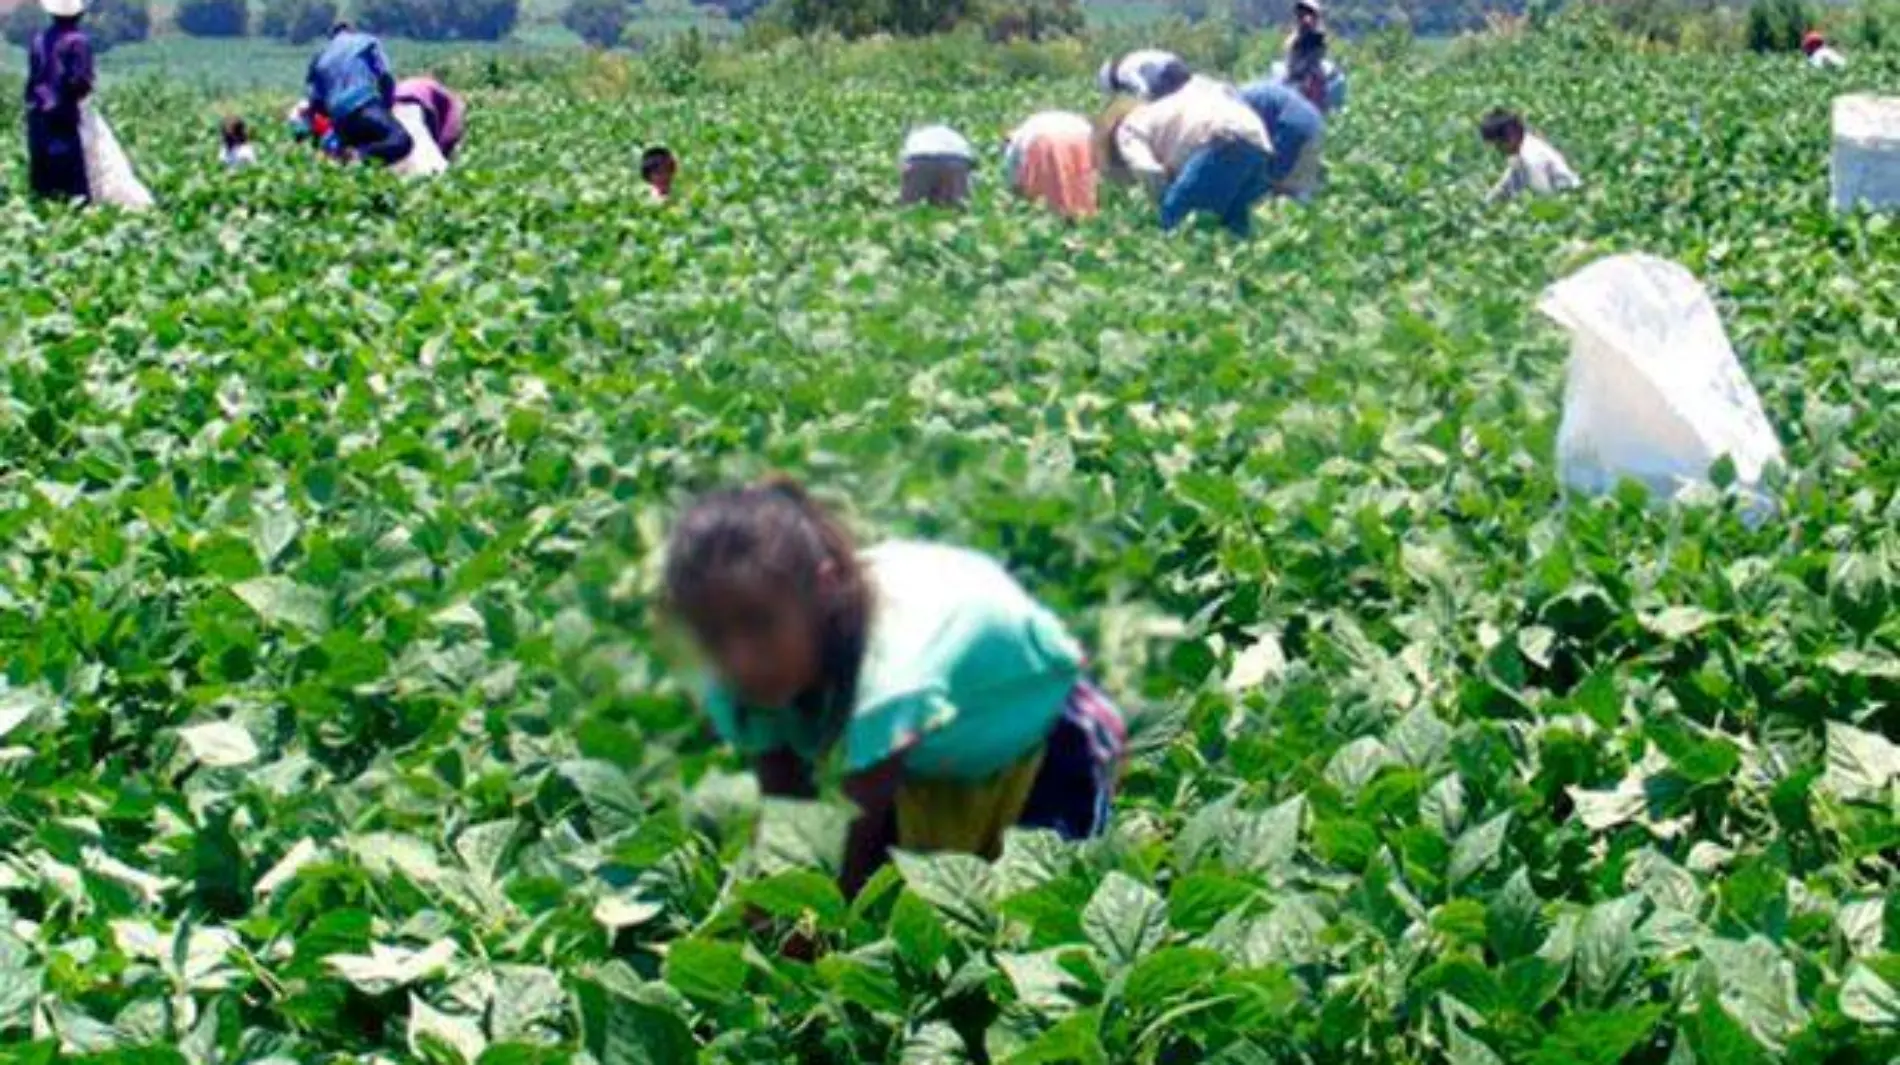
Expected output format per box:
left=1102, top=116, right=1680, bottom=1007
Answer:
left=891, top=851, right=995, bottom=934
left=1699, top=936, right=1810, bottom=1052
left=817, top=949, right=907, bottom=1016
left=740, top=870, right=847, bottom=926
left=175, top=721, right=260, bottom=768
left=996, top=950, right=1080, bottom=1013
left=1640, top=607, right=1718, bottom=640
left=1448, top=813, right=1511, bottom=887
left=1838, top=962, right=1900, bottom=1026
left=1324, top=737, right=1396, bottom=799
left=1122, top=946, right=1225, bottom=1010
left=230, top=576, right=330, bottom=633
left=327, top=940, right=457, bottom=994
left=408, top=995, right=487, bottom=1065
left=1081, top=872, right=1168, bottom=968
left=1577, top=894, right=1644, bottom=1004
left=489, top=965, right=567, bottom=1043
left=1527, top=1006, right=1663, bottom=1065
left=901, top=1021, right=970, bottom=1065
left=575, top=970, right=696, bottom=1065
left=662, top=938, right=748, bottom=1003
left=1822, top=722, right=1899, bottom=804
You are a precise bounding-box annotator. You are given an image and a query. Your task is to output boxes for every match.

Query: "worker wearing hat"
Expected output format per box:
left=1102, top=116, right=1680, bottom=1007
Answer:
left=1803, top=31, right=1847, bottom=69
left=1097, top=49, right=1192, bottom=102
left=900, top=124, right=977, bottom=208
left=22, top=0, right=94, bottom=201
left=1280, top=0, right=1347, bottom=113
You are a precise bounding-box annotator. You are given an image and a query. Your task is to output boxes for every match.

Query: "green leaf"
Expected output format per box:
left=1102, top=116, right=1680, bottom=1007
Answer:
left=1699, top=936, right=1810, bottom=1052
left=740, top=870, right=847, bottom=926
left=1527, top=1006, right=1664, bottom=1065
left=1822, top=722, right=1899, bottom=804
left=1838, top=962, right=1900, bottom=1026
left=1081, top=872, right=1168, bottom=969
left=901, top=1021, right=970, bottom=1065
left=817, top=949, right=907, bottom=1015
left=230, top=576, right=331, bottom=633
left=1577, top=894, right=1645, bottom=1004
left=1640, top=607, right=1718, bottom=641
left=892, top=851, right=995, bottom=934
left=890, top=890, right=951, bottom=972
left=1449, top=812, right=1511, bottom=887
left=1121, top=946, right=1225, bottom=1010
left=576, top=969, right=697, bottom=1065
left=1001, top=1007, right=1105, bottom=1065
left=662, top=938, right=749, bottom=1003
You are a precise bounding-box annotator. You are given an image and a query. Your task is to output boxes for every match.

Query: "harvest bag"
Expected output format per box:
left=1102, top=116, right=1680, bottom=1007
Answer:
left=391, top=103, right=449, bottom=179
left=1537, top=254, right=1782, bottom=516
left=1832, top=95, right=1900, bottom=211
left=79, top=105, right=153, bottom=211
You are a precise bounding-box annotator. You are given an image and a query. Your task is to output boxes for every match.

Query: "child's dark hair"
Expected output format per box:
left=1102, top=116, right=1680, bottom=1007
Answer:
left=665, top=478, right=871, bottom=664
left=1480, top=109, right=1524, bottom=144
left=641, top=146, right=677, bottom=181
left=222, top=116, right=249, bottom=149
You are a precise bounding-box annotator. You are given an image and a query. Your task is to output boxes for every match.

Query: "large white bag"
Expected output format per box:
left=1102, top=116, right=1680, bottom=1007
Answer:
left=390, top=103, right=448, bottom=179
left=1537, top=254, right=1782, bottom=514
left=78, top=105, right=153, bottom=211
left=1831, top=95, right=1900, bottom=212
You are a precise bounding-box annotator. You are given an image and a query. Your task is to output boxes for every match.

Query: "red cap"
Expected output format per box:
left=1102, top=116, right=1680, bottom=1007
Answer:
left=1802, top=31, right=1824, bottom=53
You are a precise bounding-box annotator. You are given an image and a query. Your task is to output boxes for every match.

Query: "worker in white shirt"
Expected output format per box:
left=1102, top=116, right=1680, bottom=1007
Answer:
left=1097, top=49, right=1192, bottom=101
left=1102, top=78, right=1274, bottom=237
left=1802, top=32, right=1848, bottom=69
left=900, top=124, right=976, bottom=207
left=1480, top=109, right=1580, bottom=204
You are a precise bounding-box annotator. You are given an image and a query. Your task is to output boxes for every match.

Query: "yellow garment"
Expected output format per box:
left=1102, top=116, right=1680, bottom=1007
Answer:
left=895, top=745, right=1045, bottom=859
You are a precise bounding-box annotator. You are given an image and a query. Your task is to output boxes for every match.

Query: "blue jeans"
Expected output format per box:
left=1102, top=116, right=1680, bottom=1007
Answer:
left=1160, top=138, right=1273, bottom=237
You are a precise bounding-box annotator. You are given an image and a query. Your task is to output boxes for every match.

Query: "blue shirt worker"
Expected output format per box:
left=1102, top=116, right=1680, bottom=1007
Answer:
left=306, top=23, right=413, bottom=166
left=1240, top=80, right=1326, bottom=202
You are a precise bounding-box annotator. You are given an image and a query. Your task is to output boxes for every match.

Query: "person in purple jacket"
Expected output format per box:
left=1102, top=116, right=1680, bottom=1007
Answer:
left=394, top=76, right=466, bottom=160
left=23, top=0, right=95, bottom=202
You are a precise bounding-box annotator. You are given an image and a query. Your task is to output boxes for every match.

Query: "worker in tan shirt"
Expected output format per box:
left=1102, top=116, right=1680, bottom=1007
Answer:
left=1104, top=77, right=1274, bottom=237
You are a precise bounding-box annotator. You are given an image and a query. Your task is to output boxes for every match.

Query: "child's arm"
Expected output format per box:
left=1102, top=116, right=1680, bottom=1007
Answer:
left=839, top=758, right=904, bottom=899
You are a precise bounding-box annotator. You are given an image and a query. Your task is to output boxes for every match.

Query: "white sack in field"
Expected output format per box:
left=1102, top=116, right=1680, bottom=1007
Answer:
left=1538, top=253, right=1782, bottom=516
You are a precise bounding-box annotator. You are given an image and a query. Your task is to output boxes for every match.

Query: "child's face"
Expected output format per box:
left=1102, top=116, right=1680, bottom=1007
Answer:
left=687, top=579, right=823, bottom=708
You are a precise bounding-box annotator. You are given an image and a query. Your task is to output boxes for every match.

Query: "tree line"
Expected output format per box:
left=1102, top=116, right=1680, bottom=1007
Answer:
left=4, top=0, right=519, bottom=48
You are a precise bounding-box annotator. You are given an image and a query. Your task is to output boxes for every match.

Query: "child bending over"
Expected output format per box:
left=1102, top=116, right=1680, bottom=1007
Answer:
left=665, top=479, right=1127, bottom=897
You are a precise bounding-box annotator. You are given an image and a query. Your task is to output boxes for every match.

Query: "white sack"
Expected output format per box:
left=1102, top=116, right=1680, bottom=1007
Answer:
left=1537, top=254, right=1782, bottom=515
left=391, top=103, right=448, bottom=180
left=79, top=105, right=153, bottom=211
left=1832, top=95, right=1900, bottom=212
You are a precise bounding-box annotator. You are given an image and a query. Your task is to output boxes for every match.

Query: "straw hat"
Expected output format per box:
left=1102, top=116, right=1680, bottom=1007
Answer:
left=41, top=0, right=86, bottom=18
left=1093, top=97, right=1140, bottom=179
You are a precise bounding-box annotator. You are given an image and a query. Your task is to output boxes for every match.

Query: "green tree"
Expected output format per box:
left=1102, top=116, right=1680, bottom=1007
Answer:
left=259, top=0, right=338, bottom=42
left=175, top=0, right=250, bottom=37
left=1746, top=0, right=1810, bottom=51
left=563, top=0, right=632, bottom=44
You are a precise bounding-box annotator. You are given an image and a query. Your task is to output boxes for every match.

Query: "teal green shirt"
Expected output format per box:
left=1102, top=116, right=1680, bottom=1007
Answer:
left=703, top=542, right=1085, bottom=782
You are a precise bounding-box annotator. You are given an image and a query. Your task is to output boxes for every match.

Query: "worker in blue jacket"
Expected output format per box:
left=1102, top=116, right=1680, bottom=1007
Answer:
left=305, top=22, right=412, bottom=166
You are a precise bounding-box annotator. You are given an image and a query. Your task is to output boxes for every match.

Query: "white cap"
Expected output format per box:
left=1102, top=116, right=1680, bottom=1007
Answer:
left=901, top=125, right=974, bottom=162
left=41, top=0, right=85, bottom=17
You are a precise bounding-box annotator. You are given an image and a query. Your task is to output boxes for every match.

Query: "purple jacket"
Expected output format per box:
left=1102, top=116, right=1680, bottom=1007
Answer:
left=394, top=77, right=466, bottom=159
left=25, top=22, right=94, bottom=123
